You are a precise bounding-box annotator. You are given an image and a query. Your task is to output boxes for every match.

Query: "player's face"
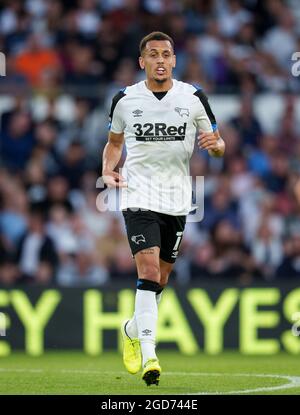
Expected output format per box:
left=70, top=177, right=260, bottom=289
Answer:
left=139, top=40, right=176, bottom=84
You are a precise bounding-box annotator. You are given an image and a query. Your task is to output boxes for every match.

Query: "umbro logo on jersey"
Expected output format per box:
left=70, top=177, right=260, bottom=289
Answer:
left=132, top=109, right=143, bottom=117
left=131, top=234, right=146, bottom=245
left=175, top=107, right=190, bottom=117
left=142, top=329, right=152, bottom=336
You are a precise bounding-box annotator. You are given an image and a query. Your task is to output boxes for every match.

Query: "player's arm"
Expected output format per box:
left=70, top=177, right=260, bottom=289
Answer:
left=102, top=131, right=127, bottom=187
left=102, top=89, right=127, bottom=187
left=194, top=89, right=225, bottom=157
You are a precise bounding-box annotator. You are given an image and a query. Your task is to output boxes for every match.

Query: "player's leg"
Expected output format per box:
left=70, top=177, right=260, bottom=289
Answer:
left=123, top=257, right=166, bottom=375
left=137, top=213, right=185, bottom=385
left=131, top=212, right=185, bottom=365
left=121, top=209, right=161, bottom=383
left=133, top=246, right=161, bottom=384
left=156, top=258, right=174, bottom=303
left=122, top=209, right=161, bottom=342
left=124, top=258, right=172, bottom=355
left=159, top=212, right=186, bottom=286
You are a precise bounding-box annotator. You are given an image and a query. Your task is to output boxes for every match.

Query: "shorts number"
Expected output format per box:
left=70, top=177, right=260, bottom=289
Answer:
left=173, top=231, right=183, bottom=251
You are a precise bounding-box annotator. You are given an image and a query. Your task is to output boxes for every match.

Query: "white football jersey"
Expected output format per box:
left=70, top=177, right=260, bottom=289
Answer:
left=109, top=79, right=217, bottom=216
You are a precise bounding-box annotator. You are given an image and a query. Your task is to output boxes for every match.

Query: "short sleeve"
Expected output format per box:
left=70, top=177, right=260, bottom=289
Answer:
left=193, top=89, right=218, bottom=132
left=108, top=90, right=126, bottom=133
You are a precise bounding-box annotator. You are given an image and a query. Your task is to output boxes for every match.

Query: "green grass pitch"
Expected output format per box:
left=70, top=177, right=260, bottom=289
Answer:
left=0, top=351, right=299, bottom=395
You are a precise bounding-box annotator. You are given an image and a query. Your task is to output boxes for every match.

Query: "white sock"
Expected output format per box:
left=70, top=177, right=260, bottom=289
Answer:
left=156, top=291, right=163, bottom=305
left=135, top=289, right=158, bottom=366
left=125, top=315, right=138, bottom=338
left=126, top=291, right=163, bottom=339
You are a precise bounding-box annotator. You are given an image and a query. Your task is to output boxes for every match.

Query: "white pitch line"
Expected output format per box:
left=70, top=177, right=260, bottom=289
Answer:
left=1, top=368, right=300, bottom=395
left=0, top=368, right=42, bottom=373
left=180, top=372, right=300, bottom=395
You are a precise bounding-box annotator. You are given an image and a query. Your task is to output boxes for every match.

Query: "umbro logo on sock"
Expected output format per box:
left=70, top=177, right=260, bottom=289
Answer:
left=142, top=329, right=152, bottom=336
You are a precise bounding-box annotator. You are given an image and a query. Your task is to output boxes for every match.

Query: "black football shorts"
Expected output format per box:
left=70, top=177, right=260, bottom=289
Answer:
left=122, top=208, right=186, bottom=264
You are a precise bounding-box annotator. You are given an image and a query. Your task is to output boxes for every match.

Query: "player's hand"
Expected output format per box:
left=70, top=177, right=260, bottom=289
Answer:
left=197, top=131, right=219, bottom=151
left=198, top=130, right=225, bottom=157
left=102, top=171, right=127, bottom=188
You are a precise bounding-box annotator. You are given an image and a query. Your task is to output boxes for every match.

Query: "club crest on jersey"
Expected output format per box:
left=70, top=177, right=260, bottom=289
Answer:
left=131, top=234, right=146, bottom=244
left=174, top=107, right=189, bottom=117
left=132, top=109, right=143, bottom=117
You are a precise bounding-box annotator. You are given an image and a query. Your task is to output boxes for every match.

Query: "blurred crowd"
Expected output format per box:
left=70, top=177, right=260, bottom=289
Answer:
left=1, top=0, right=300, bottom=95
left=1, top=0, right=300, bottom=285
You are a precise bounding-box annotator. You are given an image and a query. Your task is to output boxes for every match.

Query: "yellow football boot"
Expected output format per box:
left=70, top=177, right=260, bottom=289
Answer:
left=142, top=358, right=161, bottom=386
left=121, top=320, right=142, bottom=374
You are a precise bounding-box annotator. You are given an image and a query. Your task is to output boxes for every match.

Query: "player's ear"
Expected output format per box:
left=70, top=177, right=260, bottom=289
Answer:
left=172, top=54, right=176, bottom=68
left=139, top=56, right=145, bottom=70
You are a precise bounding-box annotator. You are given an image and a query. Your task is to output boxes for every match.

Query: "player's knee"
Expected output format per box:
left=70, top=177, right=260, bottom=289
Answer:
left=138, top=263, right=160, bottom=283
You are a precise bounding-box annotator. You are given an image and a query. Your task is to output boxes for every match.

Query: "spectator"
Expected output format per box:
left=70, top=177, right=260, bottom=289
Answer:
left=217, top=0, right=253, bottom=39
left=264, top=152, right=290, bottom=193
left=228, top=155, right=256, bottom=199
left=229, top=95, right=262, bottom=149
left=14, top=32, right=61, bottom=88
left=199, top=183, right=240, bottom=232
left=46, top=203, right=74, bottom=255
left=0, top=0, right=299, bottom=284
left=0, top=0, right=23, bottom=36
left=251, top=221, right=283, bottom=279
left=109, top=244, right=136, bottom=279
left=0, top=239, right=19, bottom=285
left=42, top=174, right=73, bottom=214
left=190, top=241, right=215, bottom=279
left=208, top=219, right=260, bottom=280
left=56, top=250, right=109, bottom=286
left=247, top=134, right=277, bottom=178
left=0, top=110, right=34, bottom=170
left=15, top=205, right=58, bottom=282
left=0, top=178, right=28, bottom=249
left=96, top=215, right=129, bottom=269
left=261, top=9, right=297, bottom=71
left=276, top=235, right=300, bottom=278
left=59, top=141, right=87, bottom=189
left=75, top=0, right=102, bottom=38
left=64, top=43, right=103, bottom=92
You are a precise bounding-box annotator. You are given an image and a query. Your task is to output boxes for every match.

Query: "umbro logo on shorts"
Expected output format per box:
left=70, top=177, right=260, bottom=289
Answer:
left=131, top=234, right=146, bottom=245
left=142, top=329, right=152, bottom=336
